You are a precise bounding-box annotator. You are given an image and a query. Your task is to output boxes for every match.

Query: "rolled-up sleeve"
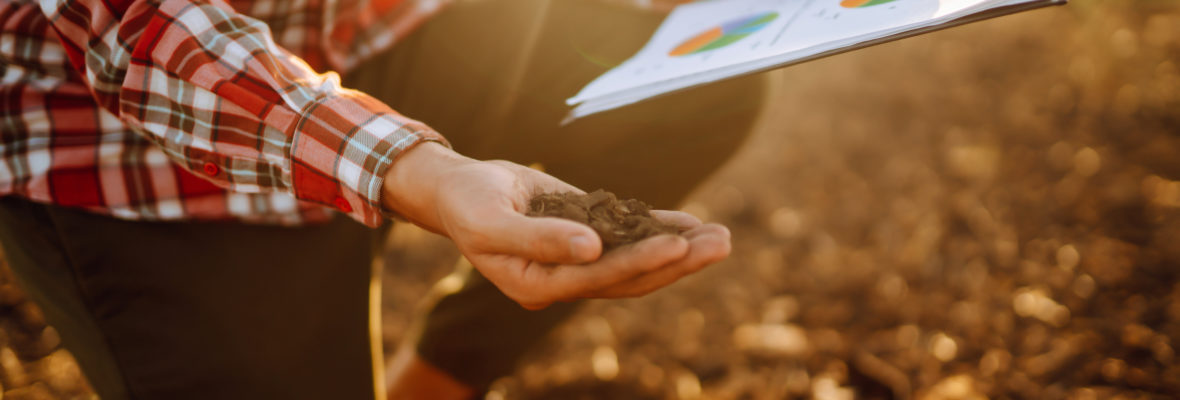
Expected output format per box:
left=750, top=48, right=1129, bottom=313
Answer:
left=39, top=0, right=447, bottom=226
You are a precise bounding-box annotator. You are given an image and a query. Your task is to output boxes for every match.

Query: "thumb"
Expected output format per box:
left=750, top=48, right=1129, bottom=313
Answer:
left=477, top=211, right=603, bottom=265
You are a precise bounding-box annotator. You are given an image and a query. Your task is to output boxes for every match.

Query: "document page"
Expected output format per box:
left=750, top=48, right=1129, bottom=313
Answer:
left=565, top=0, right=1063, bottom=121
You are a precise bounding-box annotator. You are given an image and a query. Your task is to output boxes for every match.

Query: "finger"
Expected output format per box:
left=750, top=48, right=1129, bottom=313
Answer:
left=524, top=234, right=691, bottom=303
left=594, top=225, right=730, bottom=298
left=474, top=210, right=603, bottom=265
left=590, top=224, right=731, bottom=298
left=651, top=210, right=702, bottom=231
left=463, top=253, right=554, bottom=310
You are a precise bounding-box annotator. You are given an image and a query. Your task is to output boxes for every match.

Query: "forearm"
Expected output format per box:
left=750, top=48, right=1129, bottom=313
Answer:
left=39, top=0, right=446, bottom=226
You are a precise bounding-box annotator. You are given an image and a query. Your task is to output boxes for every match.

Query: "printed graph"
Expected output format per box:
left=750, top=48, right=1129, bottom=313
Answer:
left=840, top=0, right=901, bottom=8
left=668, top=12, right=780, bottom=57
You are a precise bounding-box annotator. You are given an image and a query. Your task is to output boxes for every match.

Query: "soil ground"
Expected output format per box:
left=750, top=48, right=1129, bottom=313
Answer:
left=2, top=1, right=1179, bottom=399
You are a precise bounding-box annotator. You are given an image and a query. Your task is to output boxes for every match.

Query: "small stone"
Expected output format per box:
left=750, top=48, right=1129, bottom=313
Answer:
left=590, top=346, right=618, bottom=381
left=1151, top=336, right=1174, bottom=364
left=1023, top=336, right=1083, bottom=377
left=13, top=304, right=45, bottom=332
left=1122, top=324, right=1154, bottom=348
left=1013, top=287, right=1039, bottom=317
left=28, top=349, right=86, bottom=395
left=930, top=333, right=958, bottom=362
left=1070, top=388, right=1099, bottom=400
left=921, top=374, right=986, bottom=400
left=2, top=382, right=55, bottom=400
left=33, top=328, right=60, bottom=357
left=768, top=207, right=804, bottom=239
left=675, top=371, right=701, bottom=400
left=1100, top=358, right=1126, bottom=381
left=1056, top=244, right=1080, bottom=271
left=1072, top=274, right=1096, bottom=298
left=484, top=389, right=506, bottom=400
left=1012, top=287, right=1070, bottom=327
left=946, top=145, right=1000, bottom=181
left=896, top=325, right=920, bottom=348
left=852, top=352, right=911, bottom=399
left=0, top=346, right=28, bottom=389
left=876, top=273, right=908, bottom=302
left=1073, top=147, right=1102, bottom=177
left=0, top=284, right=25, bottom=307
left=786, top=368, right=810, bottom=395
left=811, top=376, right=854, bottom=400
left=979, top=349, right=1011, bottom=377
left=1143, top=175, right=1180, bottom=207
left=733, top=323, right=808, bottom=357
left=1111, top=28, right=1139, bottom=58
left=7, top=327, right=58, bottom=361
left=761, top=296, right=799, bottom=324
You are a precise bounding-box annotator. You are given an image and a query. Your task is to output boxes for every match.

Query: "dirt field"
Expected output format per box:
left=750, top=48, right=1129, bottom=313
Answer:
left=3, top=0, right=1179, bottom=399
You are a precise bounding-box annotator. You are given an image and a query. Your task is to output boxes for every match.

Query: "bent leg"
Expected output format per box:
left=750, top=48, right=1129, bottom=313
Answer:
left=0, top=198, right=382, bottom=400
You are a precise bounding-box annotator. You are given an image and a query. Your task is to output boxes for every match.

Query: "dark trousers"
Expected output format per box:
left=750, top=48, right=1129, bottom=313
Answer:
left=0, top=0, right=766, bottom=398
left=0, top=199, right=382, bottom=399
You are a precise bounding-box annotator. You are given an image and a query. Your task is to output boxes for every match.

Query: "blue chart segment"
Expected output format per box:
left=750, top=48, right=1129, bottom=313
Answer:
left=669, top=12, right=780, bottom=57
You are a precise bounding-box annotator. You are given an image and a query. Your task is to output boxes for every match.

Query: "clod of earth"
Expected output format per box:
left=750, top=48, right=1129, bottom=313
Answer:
left=527, top=190, right=679, bottom=250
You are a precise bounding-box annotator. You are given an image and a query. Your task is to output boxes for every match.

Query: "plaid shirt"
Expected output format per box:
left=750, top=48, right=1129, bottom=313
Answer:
left=0, top=0, right=686, bottom=227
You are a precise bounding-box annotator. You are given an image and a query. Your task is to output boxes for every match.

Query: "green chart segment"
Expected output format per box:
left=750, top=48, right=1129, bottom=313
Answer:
left=669, top=12, right=780, bottom=57
left=841, top=0, right=901, bottom=8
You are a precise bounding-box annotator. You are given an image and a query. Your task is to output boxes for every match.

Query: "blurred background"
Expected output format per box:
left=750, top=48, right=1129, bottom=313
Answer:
left=2, top=0, right=1179, bottom=398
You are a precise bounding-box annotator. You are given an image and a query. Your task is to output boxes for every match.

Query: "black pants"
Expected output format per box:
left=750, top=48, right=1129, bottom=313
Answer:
left=0, top=0, right=767, bottom=398
left=0, top=199, right=382, bottom=399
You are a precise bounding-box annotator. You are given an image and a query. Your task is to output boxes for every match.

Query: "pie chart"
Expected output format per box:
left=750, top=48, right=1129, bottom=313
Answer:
left=668, top=12, right=779, bottom=57
left=841, top=0, right=901, bottom=8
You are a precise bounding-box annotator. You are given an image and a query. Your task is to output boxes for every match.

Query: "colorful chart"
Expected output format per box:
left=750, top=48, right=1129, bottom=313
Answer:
left=840, top=0, right=900, bottom=8
left=668, top=12, right=779, bottom=57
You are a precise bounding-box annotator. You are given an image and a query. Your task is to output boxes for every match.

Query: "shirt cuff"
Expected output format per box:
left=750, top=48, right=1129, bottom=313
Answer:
left=288, top=91, right=449, bottom=227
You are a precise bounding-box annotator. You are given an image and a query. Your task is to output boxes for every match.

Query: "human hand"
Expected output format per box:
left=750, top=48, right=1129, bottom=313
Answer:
left=382, top=142, right=731, bottom=310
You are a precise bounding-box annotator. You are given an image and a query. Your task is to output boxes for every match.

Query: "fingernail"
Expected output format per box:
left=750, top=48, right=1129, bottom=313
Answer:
left=569, top=235, right=595, bottom=261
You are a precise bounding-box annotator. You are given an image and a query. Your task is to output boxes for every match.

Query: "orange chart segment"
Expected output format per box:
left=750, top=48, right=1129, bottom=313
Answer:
left=841, top=0, right=901, bottom=8
left=668, top=12, right=779, bottom=57
left=670, top=27, right=725, bottom=57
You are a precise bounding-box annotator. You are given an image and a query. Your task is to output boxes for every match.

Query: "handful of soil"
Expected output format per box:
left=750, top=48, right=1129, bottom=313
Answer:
left=527, top=189, right=680, bottom=250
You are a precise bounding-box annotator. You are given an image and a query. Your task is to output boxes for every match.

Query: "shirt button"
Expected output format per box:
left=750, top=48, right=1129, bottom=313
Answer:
left=202, top=162, right=219, bottom=176
left=334, top=196, right=352, bottom=212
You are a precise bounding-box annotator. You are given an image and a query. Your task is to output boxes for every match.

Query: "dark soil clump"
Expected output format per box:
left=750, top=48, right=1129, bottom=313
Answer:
left=527, top=189, right=679, bottom=250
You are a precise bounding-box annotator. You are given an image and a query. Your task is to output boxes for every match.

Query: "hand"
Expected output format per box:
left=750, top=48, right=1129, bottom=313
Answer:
left=382, top=142, right=732, bottom=310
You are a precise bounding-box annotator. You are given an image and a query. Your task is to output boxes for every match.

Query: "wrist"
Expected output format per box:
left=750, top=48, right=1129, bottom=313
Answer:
left=380, top=141, right=470, bottom=231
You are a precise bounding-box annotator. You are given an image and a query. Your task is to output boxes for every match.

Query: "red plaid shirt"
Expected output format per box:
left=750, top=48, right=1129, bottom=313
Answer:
left=0, top=0, right=687, bottom=227
left=0, top=0, right=450, bottom=227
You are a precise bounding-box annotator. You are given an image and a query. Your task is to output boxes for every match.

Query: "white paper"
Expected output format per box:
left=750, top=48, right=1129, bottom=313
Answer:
left=565, top=0, right=1061, bottom=122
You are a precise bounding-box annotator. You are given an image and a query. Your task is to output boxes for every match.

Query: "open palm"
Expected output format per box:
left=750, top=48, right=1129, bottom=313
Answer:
left=384, top=143, right=732, bottom=310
